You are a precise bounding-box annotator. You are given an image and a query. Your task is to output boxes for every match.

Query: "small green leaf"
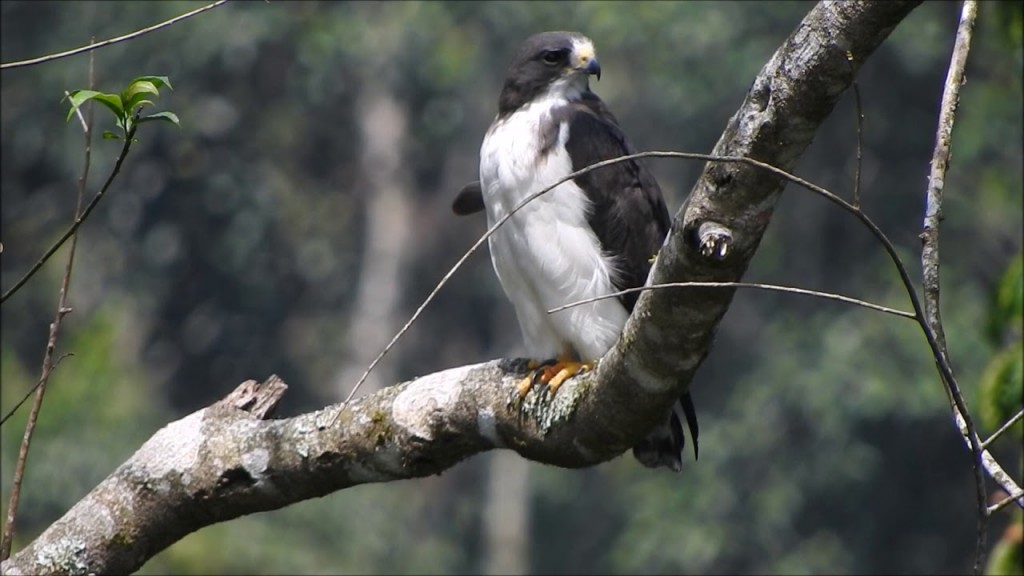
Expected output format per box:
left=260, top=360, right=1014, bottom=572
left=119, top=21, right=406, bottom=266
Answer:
left=131, top=76, right=173, bottom=92
left=123, top=80, right=159, bottom=100
left=122, top=80, right=160, bottom=111
left=102, top=130, right=121, bottom=140
left=130, top=99, right=156, bottom=112
left=65, top=89, right=124, bottom=123
left=137, top=111, right=181, bottom=127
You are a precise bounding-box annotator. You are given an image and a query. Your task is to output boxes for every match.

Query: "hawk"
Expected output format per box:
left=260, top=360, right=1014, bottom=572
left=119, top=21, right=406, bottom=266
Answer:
left=455, top=31, right=698, bottom=471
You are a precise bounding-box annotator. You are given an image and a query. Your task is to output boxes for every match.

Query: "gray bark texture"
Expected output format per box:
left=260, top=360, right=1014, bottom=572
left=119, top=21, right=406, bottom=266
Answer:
left=1, top=1, right=921, bottom=574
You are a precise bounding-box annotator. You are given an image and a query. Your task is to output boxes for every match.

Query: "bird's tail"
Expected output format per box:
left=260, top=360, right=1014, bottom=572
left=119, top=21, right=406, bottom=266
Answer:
left=631, top=391, right=699, bottom=472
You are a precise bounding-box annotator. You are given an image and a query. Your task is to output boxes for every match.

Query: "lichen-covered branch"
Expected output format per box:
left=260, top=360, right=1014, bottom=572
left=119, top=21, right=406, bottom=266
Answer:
left=0, top=365, right=622, bottom=576
left=0, top=1, right=922, bottom=574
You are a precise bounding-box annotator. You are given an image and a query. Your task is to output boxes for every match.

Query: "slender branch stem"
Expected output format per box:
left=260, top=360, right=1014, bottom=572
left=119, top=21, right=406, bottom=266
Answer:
left=987, top=490, right=1024, bottom=515
left=980, top=449, right=1024, bottom=511
left=546, top=281, right=916, bottom=320
left=981, top=409, right=1024, bottom=450
left=852, top=80, right=864, bottom=209
left=844, top=50, right=866, bottom=209
left=1, top=126, right=136, bottom=304
left=0, top=0, right=229, bottom=70
left=0, top=353, right=74, bottom=427
left=67, top=90, right=89, bottom=131
left=918, top=2, right=985, bottom=572
left=0, top=47, right=96, bottom=562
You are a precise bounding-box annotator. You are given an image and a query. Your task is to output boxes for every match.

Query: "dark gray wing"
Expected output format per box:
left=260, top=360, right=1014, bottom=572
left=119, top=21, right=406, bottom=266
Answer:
left=561, top=95, right=669, bottom=311
left=452, top=181, right=484, bottom=216
left=563, top=93, right=700, bottom=466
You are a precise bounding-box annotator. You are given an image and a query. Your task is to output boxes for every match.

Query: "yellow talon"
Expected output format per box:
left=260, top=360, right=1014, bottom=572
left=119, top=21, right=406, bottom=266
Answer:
left=517, top=357, right=592, bottom=398
left=546, top=361, right=592, bottom=394
left=546, top=368, right=573, bottom=394
left=517, top=376, right=535, bottom=398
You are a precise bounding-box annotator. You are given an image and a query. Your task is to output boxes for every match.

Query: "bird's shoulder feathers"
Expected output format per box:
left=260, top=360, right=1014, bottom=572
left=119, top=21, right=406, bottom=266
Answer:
left=554, top=95, right=671, bottom=311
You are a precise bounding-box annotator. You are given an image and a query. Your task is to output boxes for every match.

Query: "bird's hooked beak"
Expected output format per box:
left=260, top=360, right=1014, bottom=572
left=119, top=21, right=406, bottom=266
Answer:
left=573, top=46, right=601, bottom=81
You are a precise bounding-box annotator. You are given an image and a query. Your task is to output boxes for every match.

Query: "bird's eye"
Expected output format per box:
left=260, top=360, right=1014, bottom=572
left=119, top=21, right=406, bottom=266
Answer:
left=541, top=50, right=563, bottom=65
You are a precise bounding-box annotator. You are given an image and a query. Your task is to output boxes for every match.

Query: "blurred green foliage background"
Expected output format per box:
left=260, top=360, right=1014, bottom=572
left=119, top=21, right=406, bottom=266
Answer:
left=1, top=1, right=1021, bottom=574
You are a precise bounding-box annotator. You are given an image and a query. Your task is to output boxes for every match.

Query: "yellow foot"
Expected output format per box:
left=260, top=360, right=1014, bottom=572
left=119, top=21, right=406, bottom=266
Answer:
left=546, top=361, right=592, bottom=395
left=516, top=359, right=542, bottom=397
left=516, top=358, right=593, bottom=398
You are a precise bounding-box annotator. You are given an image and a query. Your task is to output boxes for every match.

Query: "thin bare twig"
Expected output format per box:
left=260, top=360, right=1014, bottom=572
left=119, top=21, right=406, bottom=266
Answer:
left=0, top=0, right=229, bottom=70
left=1, top=123, right=138, bottom=304
left=835, top=50, right=1018, bottom=522
left=66, top=90, right=89, bottom=132
left=852, top=81, right=864, bottom=208
left=547, top=281, right=916, bottom=319
left=919, top=2, right=986, bottom=572
left=981, top=408, right=1024, bottom=450
left=0, top=46, right=95, bottom=562
left=0, top=353, right=74, bottom=427
left=980, top=449, right=1024, bottom=511
left=988, top=490, right=1024, bottom=515
left=845, top=51, right=865, bottom=209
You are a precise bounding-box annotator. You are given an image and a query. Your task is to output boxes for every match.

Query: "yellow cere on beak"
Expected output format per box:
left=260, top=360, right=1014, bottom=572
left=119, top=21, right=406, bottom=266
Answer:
left=573, top=45, right=601, bottom=80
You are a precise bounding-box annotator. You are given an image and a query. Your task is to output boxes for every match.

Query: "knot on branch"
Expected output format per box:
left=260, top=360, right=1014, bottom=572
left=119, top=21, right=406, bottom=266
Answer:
left=696, top=221, right=733, bottom=261
left=217, top=375, right=288, bottom=419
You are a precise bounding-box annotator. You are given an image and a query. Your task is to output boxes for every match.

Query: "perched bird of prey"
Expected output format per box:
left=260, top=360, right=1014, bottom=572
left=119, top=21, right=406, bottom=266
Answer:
left=459, top=31, right=698, bottom=472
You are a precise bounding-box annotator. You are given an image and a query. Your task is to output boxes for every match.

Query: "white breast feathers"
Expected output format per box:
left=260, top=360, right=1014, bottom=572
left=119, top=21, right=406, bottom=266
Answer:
left=479, top=94, right=629, bottom=361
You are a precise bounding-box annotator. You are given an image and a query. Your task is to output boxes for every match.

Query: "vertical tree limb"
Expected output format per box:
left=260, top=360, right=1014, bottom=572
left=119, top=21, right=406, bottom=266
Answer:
left=918, top=2, right=989, bottom=573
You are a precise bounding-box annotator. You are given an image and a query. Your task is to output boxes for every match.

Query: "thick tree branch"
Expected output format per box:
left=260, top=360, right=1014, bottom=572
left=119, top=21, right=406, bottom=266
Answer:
left=0, top=367, right=598, bottom=575
left=0, top=1, right=922, bottom=574
left=597, top=0, right=921, bottom=420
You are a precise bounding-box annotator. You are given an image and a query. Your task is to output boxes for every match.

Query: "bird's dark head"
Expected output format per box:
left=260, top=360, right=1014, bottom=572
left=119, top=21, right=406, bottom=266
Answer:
left=497, top=31, right=601, bottom=116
